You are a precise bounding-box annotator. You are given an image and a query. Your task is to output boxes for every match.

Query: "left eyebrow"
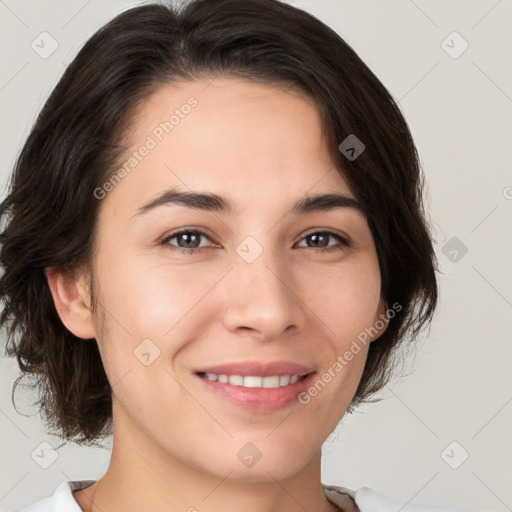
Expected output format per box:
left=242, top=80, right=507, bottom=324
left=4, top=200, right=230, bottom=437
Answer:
left=133, top=188, right=366, bottom=218
left=290, top=193, right=366, bottom=218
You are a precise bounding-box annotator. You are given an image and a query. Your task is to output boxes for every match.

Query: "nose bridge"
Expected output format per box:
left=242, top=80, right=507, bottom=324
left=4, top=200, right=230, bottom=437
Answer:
left=221, top=236, right=301, bottom=338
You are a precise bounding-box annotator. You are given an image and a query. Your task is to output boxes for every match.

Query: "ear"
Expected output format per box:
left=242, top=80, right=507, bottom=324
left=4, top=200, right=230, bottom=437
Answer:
left=370, top=298, right=389, bottom=343
left=45, top=266, right=96, bottom=340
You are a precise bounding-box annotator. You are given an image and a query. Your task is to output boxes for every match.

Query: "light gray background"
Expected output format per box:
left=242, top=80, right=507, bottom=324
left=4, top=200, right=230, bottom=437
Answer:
left=0, top=0, right=511, bottom=510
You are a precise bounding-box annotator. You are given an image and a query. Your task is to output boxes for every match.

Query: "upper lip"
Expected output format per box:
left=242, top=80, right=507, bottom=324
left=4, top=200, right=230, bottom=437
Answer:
left=194, top=360, right=316, bottom=377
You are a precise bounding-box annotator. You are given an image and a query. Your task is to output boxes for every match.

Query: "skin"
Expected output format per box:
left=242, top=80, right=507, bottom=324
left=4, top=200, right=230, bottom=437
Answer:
left=47, top=76, right=388, bottom=512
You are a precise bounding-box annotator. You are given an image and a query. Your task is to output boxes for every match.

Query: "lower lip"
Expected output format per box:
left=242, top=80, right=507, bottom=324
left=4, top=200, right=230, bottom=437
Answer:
left=195, top=373, right=316, bottom=412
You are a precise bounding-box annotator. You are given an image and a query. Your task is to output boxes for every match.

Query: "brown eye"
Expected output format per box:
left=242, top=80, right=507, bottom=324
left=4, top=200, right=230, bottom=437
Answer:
left=297, top=231, right=350, bottom=252
left=162, top=229, right=213, bottom=253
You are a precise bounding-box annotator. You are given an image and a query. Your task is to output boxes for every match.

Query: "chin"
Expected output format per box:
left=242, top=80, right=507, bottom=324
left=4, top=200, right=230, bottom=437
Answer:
left=223, top=462, right=308, bottom=483
left=206, top=443, right=316, bottom=483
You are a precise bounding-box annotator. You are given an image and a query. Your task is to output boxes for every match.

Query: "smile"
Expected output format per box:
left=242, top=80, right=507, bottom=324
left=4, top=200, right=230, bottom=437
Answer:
left=198, top=372, right=303, bottom=388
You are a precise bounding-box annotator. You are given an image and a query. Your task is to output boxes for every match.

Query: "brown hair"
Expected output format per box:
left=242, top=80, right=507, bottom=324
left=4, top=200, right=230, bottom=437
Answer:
left=0, top=0, right=439, bottom=446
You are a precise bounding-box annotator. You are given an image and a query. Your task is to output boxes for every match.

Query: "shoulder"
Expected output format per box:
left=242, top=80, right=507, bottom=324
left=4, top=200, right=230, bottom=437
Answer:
left=10, top=480, right=95, bottom=512
left=323, top=483, right=488, bottom=512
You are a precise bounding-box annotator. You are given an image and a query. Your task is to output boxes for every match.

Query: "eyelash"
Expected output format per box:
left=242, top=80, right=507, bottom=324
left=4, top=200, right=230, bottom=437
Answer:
left=161, top=228, right=350, bottom=254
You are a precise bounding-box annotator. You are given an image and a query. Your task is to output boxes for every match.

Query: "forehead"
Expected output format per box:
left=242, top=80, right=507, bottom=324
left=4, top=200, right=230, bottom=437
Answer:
left=106, top=76, right=354, bottom=214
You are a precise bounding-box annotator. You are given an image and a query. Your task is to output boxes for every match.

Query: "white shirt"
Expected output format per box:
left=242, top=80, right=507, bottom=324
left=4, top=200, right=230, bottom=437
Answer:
left=11, top=480, right=480, bottom=512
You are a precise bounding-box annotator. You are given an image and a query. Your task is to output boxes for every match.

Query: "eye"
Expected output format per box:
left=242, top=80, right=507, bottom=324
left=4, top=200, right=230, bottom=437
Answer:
left=296, top=230, right=350, bottom=252
left=162, top=229, right=215, bottom=254
left=161, top=228, right=350, bottom=255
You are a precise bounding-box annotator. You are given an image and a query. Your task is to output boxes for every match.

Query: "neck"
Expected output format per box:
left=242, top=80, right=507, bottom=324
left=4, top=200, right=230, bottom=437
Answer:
left=73, top=403, right=345, bottom=512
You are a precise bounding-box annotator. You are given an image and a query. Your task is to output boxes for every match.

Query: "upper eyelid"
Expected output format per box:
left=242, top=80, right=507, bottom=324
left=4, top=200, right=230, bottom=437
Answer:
left=163, top=228, right=214, bottom=242
left=300, top=227, right=348, bottom=239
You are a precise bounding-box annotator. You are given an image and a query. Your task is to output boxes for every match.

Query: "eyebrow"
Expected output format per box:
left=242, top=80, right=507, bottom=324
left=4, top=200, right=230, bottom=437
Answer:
left=134, top=188, right=366, bottom=218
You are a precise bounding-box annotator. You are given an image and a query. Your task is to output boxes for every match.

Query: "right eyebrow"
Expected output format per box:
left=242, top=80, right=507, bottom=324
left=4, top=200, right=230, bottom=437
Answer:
left=134, top=189, right=234, bottom=216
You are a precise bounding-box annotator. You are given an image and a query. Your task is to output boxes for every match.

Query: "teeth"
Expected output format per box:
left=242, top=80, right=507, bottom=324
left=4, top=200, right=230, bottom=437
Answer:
left=262, top=376, right=280, bottom=388
left=228, top=375, right=244, bottom=386
left=201, top=373, right=303, bottom=388
left=243, top=376, right=263, bottom=387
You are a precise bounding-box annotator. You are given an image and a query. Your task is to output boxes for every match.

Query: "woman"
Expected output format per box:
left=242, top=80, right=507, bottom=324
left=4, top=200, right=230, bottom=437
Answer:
left=0, top=1, right=475, bottom=511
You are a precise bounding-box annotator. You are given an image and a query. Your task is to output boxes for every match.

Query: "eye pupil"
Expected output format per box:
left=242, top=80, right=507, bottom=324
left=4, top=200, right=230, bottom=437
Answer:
left=308, top=233, right=329, bottom=247
left=178, top=232, right=200, bottom=248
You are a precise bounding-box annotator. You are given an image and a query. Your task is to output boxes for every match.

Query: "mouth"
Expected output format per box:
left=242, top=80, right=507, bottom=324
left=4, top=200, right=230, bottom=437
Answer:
left=196, top=372, right=309, bottom=388
left=192, top=360, right=316, bottom=412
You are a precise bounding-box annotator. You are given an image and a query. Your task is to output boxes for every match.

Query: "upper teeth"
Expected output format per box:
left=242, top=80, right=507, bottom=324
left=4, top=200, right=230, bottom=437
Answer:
left=203, top=373, right=300, bottom=388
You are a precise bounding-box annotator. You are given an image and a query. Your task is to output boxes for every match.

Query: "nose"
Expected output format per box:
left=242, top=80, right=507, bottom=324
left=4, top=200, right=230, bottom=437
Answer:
left=221, top=247, right=304, bottom=341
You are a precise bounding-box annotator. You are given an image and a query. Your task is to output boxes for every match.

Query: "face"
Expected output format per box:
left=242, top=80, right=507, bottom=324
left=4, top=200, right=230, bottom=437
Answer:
left=82, top=76, right=386, bottom=482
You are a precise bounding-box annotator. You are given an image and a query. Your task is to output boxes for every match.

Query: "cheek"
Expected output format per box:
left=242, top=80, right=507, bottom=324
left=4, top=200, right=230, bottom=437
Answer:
left=91, top=256, right=231, bottom=402
left=302, top=255, right=382, bottom=346
left=95, top=250, right=225, bottom=340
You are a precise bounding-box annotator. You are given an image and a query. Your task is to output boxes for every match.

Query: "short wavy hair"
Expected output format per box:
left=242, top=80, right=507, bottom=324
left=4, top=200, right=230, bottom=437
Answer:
left=0, top=0, right=439, bottom=446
